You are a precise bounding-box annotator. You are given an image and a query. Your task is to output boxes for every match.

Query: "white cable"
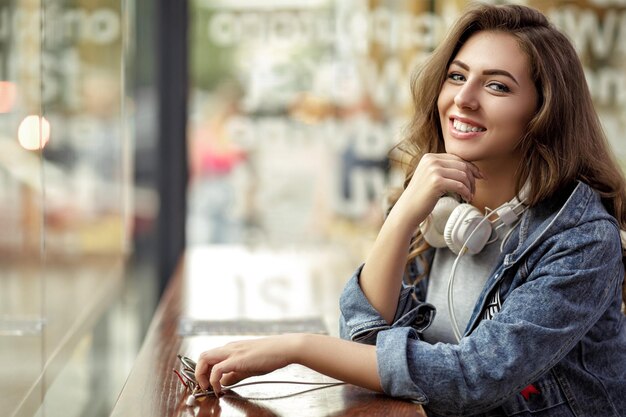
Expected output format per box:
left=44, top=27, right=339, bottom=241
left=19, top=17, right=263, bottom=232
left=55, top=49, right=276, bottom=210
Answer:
left=447, top=248, right=466, bottom=342
left=446, top=200, right=527, bottom=343
left=446, top=214, right=492, bottom=342
left=186, top=380, right=346, bottom=404
left=497, top=201, right=527, bottom=252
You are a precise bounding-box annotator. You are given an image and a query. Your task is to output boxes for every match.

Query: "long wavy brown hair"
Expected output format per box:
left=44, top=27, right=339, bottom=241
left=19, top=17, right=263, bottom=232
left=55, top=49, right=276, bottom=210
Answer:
left=391, top=3, right=626, bottom=309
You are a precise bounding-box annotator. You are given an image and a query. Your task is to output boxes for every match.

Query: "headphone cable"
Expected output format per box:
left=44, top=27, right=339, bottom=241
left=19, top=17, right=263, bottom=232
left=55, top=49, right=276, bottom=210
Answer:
left=446, top=201, right=527, bottom=343
left=186, top=380, right=346, bottom=404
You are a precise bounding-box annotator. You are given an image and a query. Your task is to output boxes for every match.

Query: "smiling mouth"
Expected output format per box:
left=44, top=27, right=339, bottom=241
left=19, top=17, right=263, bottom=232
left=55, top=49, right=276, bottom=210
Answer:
left=452, top=118, right=486, bottom=133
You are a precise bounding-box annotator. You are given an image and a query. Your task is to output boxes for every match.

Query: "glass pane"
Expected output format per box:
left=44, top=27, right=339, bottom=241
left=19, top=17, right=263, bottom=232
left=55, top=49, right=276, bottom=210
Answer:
left=0, top=0, right=46, bottom=415
left=39, top=0, right=130, bottom=415
left=187, top=0, right=626, bottom=254
left=1, top=0, right=153, bottom=415
left=186, top=0, right=446, bottom=261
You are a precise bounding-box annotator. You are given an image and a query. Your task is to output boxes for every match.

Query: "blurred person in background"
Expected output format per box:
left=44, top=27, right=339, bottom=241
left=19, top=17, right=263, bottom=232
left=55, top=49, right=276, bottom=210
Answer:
left=187, top=82, right=248, bottom=244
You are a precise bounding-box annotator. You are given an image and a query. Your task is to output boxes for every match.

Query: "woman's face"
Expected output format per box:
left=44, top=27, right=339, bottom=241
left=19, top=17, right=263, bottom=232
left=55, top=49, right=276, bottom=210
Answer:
left=437, top=30, right=538, bottom=169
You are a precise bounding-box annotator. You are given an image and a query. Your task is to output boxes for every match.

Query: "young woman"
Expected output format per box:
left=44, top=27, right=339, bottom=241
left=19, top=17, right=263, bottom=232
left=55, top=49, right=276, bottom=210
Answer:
left=194, top=4, right=626, bottom=416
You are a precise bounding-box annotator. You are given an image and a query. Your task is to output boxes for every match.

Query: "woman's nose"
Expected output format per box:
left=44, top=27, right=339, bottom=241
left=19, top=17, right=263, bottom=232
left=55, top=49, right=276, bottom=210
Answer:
left=454, top=84, right=479, bottom=111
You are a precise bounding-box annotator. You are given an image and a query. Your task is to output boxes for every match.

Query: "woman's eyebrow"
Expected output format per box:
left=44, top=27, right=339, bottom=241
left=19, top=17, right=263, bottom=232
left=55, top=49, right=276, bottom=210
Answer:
left=450, top=59, right=520, bottom=86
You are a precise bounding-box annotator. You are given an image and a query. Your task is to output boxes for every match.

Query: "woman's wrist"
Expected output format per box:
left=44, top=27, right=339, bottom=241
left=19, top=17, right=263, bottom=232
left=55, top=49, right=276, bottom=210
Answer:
left=384, top=205, right=423, bottom=242
left=390, top=193, right=432, bottom=231
left=283, top=333, right=308, bottom=364
left=285, top=333, right=383, bottom=392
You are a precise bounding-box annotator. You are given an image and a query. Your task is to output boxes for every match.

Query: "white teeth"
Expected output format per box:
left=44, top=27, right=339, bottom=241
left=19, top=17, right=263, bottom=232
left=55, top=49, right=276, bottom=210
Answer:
left=453, top=119, right=485, bottom=133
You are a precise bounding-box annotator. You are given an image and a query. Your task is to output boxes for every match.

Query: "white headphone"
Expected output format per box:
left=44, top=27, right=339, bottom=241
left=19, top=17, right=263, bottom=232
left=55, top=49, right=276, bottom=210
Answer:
left=419, top=186, right=528, bottom=255
left=420, top=184, right=529, bottom=343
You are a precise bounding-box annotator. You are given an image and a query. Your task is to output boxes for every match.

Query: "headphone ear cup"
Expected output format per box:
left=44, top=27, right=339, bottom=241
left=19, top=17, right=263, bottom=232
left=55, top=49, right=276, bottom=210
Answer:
left=444, top=204, right=492, bottom=255
left=420, top=196, right=459, bottom=248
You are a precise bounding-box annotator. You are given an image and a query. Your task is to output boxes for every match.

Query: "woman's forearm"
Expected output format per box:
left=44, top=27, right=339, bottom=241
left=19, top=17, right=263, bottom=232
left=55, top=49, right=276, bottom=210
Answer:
left=292, top=333, right=383, bottom=393
left=358, top=154, right=480, bottom=324
left=359, top=205, right=420, bottom=323
left=195, top=334, right=382, bottom=394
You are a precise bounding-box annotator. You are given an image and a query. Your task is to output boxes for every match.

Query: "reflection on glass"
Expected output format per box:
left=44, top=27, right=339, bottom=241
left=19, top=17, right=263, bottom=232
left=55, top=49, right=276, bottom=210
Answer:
left=0, top=0, right=46, bottom=414
left=188, top=0, right=626, bottom=256
left=0, top=81, right=18, bottom=113
left=18, top=115, right=51, bottom=150
left=1, top=0, right=133, bottom=415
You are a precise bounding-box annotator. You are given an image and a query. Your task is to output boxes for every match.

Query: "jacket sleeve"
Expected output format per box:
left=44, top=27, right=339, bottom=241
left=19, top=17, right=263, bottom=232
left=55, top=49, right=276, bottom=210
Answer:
left=376, top=219, right=624, bottom=415
left=339, top=264, right=435, bottom=345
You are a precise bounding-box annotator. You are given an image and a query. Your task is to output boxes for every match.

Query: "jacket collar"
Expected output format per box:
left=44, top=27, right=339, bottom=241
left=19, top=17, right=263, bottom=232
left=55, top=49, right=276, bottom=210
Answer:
left=501, top=181, right=603, bottom=268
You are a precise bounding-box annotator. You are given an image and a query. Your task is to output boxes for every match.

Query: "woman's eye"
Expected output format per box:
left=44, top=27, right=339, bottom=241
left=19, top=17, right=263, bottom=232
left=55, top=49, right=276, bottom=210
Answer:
left=447, top=72, right=465, bottom=82
left=487, top=82, right=511, bottom=93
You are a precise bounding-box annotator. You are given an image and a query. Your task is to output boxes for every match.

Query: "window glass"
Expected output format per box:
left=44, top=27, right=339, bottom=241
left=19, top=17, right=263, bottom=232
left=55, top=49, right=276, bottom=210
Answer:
left=0, top=0, right=137, bottom=415
left=187, top=0, right=626, bottom=258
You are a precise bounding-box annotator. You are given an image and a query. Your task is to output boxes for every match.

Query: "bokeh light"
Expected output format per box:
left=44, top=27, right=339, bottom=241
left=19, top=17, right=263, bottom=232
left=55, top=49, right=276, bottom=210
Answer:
left=0, top=81, right=18, bottom=113
left=17, top=115, right=51, bottom=150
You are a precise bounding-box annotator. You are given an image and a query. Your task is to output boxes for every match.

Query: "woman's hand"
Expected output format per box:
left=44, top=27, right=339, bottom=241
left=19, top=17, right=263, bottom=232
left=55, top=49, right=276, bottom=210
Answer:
left=194, top=335, right=299, bottom=395
left=394, top=153, right=483, bottom=229
left=358, top=153, right=482, bottom=323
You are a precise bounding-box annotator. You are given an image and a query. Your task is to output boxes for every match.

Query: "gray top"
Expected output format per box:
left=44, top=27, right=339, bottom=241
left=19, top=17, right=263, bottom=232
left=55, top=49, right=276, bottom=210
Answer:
left=422, top=231, right=506, bottom=345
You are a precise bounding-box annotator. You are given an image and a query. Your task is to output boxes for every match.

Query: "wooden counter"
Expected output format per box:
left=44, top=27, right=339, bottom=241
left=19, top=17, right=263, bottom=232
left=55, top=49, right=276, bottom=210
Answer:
left=111, top=246, right=427, bottom=417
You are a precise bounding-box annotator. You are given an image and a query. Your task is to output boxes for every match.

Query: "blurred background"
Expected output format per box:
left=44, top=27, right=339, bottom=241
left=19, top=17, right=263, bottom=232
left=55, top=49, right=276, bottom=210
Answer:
left=1, top=0, right=624, bottom=416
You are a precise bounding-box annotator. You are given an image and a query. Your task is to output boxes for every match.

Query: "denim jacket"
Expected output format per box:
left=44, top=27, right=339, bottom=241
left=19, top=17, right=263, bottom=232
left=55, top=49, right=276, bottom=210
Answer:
left=339, top=181, right=626, bottom=417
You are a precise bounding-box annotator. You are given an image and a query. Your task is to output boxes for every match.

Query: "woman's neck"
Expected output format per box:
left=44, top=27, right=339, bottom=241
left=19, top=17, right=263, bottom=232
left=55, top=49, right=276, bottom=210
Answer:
left=470, top=162, right=521, bottom=213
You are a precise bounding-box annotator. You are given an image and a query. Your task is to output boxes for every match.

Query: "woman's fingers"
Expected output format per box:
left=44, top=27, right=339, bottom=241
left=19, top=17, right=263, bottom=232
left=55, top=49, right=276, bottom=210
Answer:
left=194, top=357, right=253, bottom=395
left=431, top=153, right=483, bottom=179
left=392, top=153, right=483, bottom=227
left=194, top=355, right=212, bottom=391
left=194, top=336, right=292, bottom=396
left=210, top=368, right=260, bottom=394
left=436, top=174, right=474, bottom=202
left=221, top=370, right=257, bottom=386
left=422, top=153, right=483, bottom=182
left=432, top=166, right=474, bottom=201
left=209, top=359, right=233, bottom=395
left=417, top=153, right=482, bottom=202
left=193, top=350, right=234, bottom=395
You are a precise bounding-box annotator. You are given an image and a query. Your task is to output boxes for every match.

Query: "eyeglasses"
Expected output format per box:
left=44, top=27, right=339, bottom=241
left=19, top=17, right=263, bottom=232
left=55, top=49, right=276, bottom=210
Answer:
left=173, top=354, right=212, bottom=402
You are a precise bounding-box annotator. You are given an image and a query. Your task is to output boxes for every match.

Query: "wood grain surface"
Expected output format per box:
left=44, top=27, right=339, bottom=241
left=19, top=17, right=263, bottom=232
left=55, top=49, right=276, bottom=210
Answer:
left=111, top=248, right=427, bottom=417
